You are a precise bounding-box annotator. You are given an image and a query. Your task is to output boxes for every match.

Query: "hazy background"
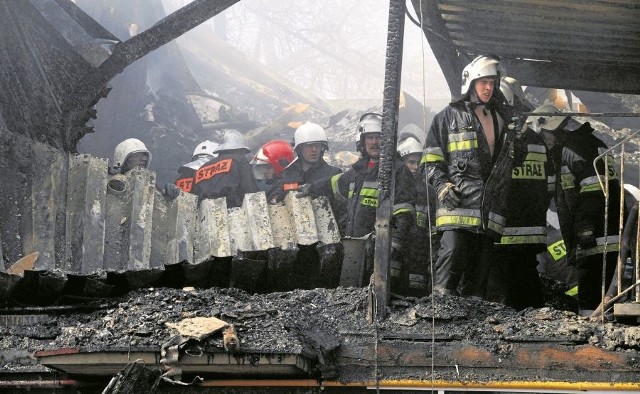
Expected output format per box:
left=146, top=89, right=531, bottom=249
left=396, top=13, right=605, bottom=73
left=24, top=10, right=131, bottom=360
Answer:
left=163, top=0, right=451, bottom=106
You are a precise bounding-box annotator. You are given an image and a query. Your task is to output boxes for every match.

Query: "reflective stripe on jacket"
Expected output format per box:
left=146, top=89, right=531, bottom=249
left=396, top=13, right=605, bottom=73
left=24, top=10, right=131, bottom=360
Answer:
left=422, top=100, right=511, bottom=238
left=496, top=130, right=553, bottom=248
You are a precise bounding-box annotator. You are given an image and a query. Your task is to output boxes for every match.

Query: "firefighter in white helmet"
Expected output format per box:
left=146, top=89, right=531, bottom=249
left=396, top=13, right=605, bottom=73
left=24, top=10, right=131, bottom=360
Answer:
left=110, top=138, right=151, bottom=174
left=422, top=55, right=513, bottom=299
left=398, top=136, right=438, bottom=297
left=174, top=140, right=219, bottom=194
left=110, top=138, right=183, bottom=200
left=298, top=113, right=416, bottom=294
left=192, top=130, right=259, bottom=208
left=267, top=122, right=341, bottom=203
left=532, top=104, right=622, bottom=316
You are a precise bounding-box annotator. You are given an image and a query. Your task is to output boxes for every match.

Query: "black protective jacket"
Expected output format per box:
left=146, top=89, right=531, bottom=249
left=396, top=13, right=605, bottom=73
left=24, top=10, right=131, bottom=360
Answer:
left=312, top=157, right=416, bottom=245
left=192, top=152, right=259, bottom=208
left=552, top=122, right=621, bottom=259
left=496, top=129, right=554, bottom=251
left=422, top=99, right=512, bottom=239
left=175, top=156, right=209, bottom=193
left=267, top=158, right=342, bottom=203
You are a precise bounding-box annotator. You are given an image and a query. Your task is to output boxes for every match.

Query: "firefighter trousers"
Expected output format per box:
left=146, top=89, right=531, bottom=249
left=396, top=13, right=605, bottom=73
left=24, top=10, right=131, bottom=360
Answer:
left=433, top=229, right=493, bottom=298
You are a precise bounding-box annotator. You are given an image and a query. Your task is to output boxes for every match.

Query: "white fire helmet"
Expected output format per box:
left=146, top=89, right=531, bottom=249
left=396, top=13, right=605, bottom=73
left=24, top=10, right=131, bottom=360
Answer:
left=356, top=112, right=382, bottom=153
left=461, top=55, right=501, bottom=95
left=499, top=76, right=525, bottom=107
left=293, top=122, right=329, bottom=150
left=215, top=130, right=250, bottom=152
left=397, top=137, right=423, bottom=158
left=112, top=138, right=151, bottom=173
left=526, top=104, right=569, bottom=133
left=192, top=140, right=219, bottom=159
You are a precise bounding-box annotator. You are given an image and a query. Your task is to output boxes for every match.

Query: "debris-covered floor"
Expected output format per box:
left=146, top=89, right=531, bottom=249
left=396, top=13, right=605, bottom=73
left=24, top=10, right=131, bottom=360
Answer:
left=2, top=282, right=639, bottom=387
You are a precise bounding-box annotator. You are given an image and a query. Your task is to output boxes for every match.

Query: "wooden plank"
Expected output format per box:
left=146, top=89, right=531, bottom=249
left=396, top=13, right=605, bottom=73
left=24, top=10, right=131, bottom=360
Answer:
left=613, top=303, right=640, bottom=319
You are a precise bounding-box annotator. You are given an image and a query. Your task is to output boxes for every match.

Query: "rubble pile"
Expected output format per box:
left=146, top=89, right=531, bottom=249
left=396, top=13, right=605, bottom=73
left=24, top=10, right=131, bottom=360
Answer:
left=2, top=286, right=639, bottom=377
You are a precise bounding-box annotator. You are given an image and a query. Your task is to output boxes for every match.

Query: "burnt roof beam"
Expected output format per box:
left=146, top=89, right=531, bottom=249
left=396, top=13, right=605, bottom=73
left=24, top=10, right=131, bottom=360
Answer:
left=61, top=0, right=240, bottom=151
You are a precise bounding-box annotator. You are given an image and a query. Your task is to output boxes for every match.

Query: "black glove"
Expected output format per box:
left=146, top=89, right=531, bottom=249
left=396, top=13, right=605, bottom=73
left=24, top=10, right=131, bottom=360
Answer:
left=296, top=183, right=313, bottom=198
left=163, top=183, right=182, bottom=201
left=576, top=225, right=596, bottom=249
left=508, top=115, right=528, bottom=138
left=437, top=182, right=461, bottom=210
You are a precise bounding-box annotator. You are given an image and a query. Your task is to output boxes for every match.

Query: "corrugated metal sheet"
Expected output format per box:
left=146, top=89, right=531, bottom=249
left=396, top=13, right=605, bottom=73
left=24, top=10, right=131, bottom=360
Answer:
left=412, top=0, right=640, bottom=95
left=0, top=150, right=341, bottom=299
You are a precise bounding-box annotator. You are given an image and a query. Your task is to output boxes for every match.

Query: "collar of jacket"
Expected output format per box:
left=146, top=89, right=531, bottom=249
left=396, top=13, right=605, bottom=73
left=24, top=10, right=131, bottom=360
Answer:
left=352, top=157, right=376, bottom=171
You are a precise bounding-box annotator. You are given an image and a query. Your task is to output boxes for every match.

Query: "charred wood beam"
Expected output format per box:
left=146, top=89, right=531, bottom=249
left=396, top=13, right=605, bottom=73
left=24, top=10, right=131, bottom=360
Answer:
left=62, top=0, right=239, bottom=151
left=102, top=362, right=161, bottom=394
left=371, top=0, right=405, bottom=321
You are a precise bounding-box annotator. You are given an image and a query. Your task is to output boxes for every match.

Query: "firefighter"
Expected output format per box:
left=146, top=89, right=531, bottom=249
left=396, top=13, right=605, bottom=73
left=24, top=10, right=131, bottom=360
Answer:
left=250, top=140, right=294, bottom=193
left=175, top=140, right=219, bottom=194
left=110, top=138, right=151, bottom=175
left=398, top=136, right=437, bottom=296
left=192, top=130, right=259, bottom=208
left=299, top=113, right=416, bottom=293
left=487, top=77, right=552, bottom=309
left=421, top=55, right=513, bottom=298
left=533, top=104, right=622, bottom=316
left=267, top=122, right=342, bottom=204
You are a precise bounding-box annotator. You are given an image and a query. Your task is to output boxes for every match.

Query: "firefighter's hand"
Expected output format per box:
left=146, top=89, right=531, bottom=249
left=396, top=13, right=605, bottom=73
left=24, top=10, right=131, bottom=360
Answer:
left=391, top=241, right=403, bottom=260
left=296, top=183, right=313, bottom=198
left=508, top=115, right=527, bottom=138
left=163, top=183, right=182, bottom=201
left=576, top=225, right=596, bottom=248
left=437, top=182, right=461, bottom=210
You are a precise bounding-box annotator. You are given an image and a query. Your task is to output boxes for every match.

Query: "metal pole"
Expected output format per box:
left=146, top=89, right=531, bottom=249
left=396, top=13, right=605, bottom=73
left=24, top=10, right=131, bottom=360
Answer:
left=617, top=150, right=625, bottom=294
left=370, top=0, right=406, bottom=322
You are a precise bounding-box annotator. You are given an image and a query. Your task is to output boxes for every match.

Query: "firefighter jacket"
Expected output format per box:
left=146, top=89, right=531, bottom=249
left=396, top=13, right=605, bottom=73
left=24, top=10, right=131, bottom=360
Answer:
left=497, top=129, right=554, bottom=251
left=421, top=100, right=513, bottom=239
left=312, top=157, right=416, bottom=244
left=267, top=158, right=342, bottom=203
left=552, top=122, right=621, bottom=259
left=175, top=156, right=209, bottom=193
left=414, top=171, right=437, bottom=232
left=192, top=152, right=259, bottom=208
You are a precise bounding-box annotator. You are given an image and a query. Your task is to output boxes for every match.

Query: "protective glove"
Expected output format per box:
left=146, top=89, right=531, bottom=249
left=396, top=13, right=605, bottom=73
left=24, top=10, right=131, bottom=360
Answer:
left=508, top=115, right=528, bottom=138
left=295, top=183, right=313, bottom=198
left=163, top=183, right=182, bottom=201
left=576, top=225, right=597, bottom=249
left=437, top=182, right=461, bottom=210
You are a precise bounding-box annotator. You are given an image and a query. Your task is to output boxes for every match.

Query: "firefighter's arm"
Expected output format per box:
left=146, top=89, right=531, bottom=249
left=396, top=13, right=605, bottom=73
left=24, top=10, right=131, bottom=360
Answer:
left=422, top=115, right=451, bottom=197
left=391, top=165, right=417, bottom=249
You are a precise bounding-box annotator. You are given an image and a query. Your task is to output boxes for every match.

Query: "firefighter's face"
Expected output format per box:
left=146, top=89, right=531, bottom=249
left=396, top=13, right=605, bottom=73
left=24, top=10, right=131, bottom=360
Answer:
left=253, top=163, right=275, bottom=180
left=402, top=153, right=421, bottom=174
left=123, top=152, right=149, bottom=172
left=474, top=77, right=496, bottom=103
left=300, top=142, right=323, bottom=164
left=365, top=133, right=381, bottom=159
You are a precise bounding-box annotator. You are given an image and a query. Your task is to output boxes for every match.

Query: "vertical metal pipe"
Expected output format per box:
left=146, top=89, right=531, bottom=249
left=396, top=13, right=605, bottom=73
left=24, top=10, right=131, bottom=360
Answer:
left=637, top=160, right=640, bottom=303
left=617, top=150, right=625, bottom=294
left=370, top=0, right=406, bottom=321
left=601, top=155, right=609, bottom=323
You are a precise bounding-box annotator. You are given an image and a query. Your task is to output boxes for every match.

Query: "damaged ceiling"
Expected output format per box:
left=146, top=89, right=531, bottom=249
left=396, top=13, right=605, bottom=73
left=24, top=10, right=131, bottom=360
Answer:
left=411, top=0, right=640, bottom=96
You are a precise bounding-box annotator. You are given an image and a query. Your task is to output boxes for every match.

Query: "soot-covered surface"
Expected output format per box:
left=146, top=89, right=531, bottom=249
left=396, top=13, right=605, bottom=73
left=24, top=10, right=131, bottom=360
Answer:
left=1, top=285, right=639, bottom=384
